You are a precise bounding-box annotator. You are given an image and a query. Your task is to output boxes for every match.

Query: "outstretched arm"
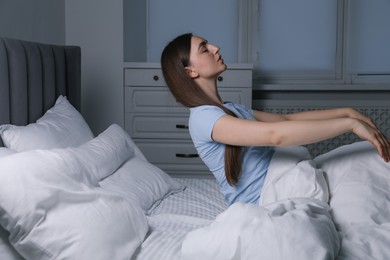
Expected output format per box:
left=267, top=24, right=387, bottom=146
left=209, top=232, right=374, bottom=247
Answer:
left=253, top=107, right=375, bottom=127
left=212, top=114, right=390, bottom=162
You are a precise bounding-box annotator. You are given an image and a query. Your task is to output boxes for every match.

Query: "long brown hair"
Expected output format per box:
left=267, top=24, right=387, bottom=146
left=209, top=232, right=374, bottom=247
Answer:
left=161, top=33, right=242, bottom=186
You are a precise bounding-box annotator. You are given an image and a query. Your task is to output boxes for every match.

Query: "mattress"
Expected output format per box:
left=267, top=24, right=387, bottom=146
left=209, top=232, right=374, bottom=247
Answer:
left=132, top=178, right=228, bottom=260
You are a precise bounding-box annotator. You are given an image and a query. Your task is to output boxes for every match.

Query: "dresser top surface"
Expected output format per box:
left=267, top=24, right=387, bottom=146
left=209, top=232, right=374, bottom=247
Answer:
left=123, top=62, right=253, bottom=70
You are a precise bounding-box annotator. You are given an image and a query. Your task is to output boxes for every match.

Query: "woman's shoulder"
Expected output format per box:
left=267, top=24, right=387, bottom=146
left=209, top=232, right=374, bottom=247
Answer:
left=189, top=105, right=226, bottom=124
left=190, top=104, right=224, bottom=114
left=188, top=105, right=227, bottom=141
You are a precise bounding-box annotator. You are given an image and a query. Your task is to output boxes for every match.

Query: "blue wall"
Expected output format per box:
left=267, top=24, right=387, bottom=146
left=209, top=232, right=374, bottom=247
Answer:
left=0, top=0, right=65, bottom=44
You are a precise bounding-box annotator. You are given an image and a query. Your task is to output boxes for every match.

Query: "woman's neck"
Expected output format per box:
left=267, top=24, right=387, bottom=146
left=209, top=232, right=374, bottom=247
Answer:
left=194, top=77, right=223, bottom=105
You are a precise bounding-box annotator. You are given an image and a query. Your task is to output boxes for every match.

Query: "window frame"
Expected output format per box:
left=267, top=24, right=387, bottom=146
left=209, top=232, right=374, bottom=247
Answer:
left=238, top=0, right=390, bottom=88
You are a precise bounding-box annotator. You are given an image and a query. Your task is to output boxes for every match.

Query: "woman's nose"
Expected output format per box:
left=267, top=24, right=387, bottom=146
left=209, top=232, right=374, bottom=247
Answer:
left=209, top=44, right=220, bottom=54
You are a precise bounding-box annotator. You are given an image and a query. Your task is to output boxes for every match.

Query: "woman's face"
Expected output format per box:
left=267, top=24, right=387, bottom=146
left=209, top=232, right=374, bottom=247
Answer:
left=187, top=35, right=227, bottom=79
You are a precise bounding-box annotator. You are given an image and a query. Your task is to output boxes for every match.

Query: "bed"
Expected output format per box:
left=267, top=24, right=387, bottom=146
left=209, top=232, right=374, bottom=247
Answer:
left=0, top=37, right=389, bottom=260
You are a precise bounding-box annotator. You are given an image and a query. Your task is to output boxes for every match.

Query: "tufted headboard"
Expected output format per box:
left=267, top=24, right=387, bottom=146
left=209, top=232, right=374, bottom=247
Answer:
left=0, top=37, right=81, bottom=146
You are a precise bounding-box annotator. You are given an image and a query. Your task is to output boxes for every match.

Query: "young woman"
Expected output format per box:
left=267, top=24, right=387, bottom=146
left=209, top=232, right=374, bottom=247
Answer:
left=161, top=33, right=390, bottom=205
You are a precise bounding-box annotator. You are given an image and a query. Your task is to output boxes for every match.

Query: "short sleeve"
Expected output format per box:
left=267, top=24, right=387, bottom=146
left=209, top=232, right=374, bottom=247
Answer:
left=226, top=102, right=253, bottom=117
left=240, top=103, right=253, bottom=115
left=189, top=106, right=226, bottom=144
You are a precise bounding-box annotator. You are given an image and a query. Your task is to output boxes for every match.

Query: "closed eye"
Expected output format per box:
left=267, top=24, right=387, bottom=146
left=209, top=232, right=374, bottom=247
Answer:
left=198, top=40, right=208, bottom=53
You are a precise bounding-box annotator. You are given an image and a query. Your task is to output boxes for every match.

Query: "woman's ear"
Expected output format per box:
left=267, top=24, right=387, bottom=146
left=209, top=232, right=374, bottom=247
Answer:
left=185, top=66, right=198, bottom=78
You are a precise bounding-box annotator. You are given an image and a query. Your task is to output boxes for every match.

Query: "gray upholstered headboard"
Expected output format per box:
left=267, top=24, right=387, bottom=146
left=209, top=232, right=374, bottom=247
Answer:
left=0, top=37, right=81, bottom=146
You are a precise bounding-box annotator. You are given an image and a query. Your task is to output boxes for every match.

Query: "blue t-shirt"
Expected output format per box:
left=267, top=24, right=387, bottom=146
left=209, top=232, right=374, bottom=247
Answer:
left=189, top=102, right=274, bottom=205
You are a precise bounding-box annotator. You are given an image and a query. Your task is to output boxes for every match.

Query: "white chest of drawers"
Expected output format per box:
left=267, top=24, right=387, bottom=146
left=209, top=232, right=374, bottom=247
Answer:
left=124, top=63, right=253, bottom=177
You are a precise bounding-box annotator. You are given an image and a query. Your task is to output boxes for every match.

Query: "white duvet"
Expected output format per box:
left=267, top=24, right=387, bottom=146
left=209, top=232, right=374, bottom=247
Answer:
left=181, top=142, right=390, bottom=260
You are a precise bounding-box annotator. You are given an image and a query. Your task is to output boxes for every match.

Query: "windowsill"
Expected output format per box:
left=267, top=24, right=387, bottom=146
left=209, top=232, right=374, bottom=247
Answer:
left=253, top=83, right=390, bottom=91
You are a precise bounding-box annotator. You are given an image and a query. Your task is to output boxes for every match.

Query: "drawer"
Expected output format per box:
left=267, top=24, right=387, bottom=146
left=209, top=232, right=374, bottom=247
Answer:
left=124, top=67, right=252, bottom=88
left=125, top=68, right=165, bottom=86
left=125, top=86, right=188, bottom=113
left=125, top=114, right=191, bottom=139
left=156, top=166, right=212, bottom=177
left=135, top=140, right=211, bottom=175
left=216, top=69, right=252, bottom=87
left=134, top=140, right=205, bottom=166
left=125, top=87, right=252, bottom=113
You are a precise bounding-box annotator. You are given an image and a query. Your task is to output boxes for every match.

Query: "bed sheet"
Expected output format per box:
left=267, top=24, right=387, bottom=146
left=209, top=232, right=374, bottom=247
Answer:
left=132, top=178, right=228, bottom=260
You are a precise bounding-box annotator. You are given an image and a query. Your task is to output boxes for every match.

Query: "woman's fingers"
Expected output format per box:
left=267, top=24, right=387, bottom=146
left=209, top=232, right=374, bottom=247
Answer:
left=350, top=109, right=377, bottom=129
left=373, top=130, right=390, bottom=162
left=379, top=135, right=390, bottom=162
left=379, top=131, right=390, bottom=162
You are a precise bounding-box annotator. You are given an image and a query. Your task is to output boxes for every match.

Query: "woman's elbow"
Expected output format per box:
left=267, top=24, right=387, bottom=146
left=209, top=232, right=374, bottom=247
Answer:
left=268, top=131, right=286, bottom=147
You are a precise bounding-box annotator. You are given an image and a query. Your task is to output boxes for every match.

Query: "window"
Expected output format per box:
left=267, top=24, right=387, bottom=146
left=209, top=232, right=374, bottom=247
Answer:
left=347, top=0, right=390, bottom=84
left=240, top=0, right=390, bottom=86
left=147, top=0, right=239, bottom=62
left=124, top=0, right=390, bottom=86
left=124, top=0, right=240, bottom=63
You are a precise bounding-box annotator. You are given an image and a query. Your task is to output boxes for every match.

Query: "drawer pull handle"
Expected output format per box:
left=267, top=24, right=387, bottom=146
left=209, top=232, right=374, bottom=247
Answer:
left=153, top=75, right=159, bottom=81
left=217, top=76, right=223, bottom=82
left=176, top=153, right=199, bottom=158
left=176, top=124, right=189, bottom=129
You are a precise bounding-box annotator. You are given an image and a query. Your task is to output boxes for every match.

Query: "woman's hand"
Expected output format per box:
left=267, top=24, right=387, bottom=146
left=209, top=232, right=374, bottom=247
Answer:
left=352, top=119, right=390, bottom=162
left=346, top=108, right=377, bottom=129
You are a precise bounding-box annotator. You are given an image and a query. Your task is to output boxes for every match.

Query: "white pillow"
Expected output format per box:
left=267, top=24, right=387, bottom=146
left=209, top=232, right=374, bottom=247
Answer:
left=0, top=148, right=23, bottom=260
left=69, top=124, right=135, bottom=184
left=0, top=101, right=94, bottom=260
left=0, top=124, right=147, bottom=259
left=0, top=147, right=17, bottom=158
left=0, top=95, right=94, bottom=151
left=100, top=156, right=185, bottom=211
